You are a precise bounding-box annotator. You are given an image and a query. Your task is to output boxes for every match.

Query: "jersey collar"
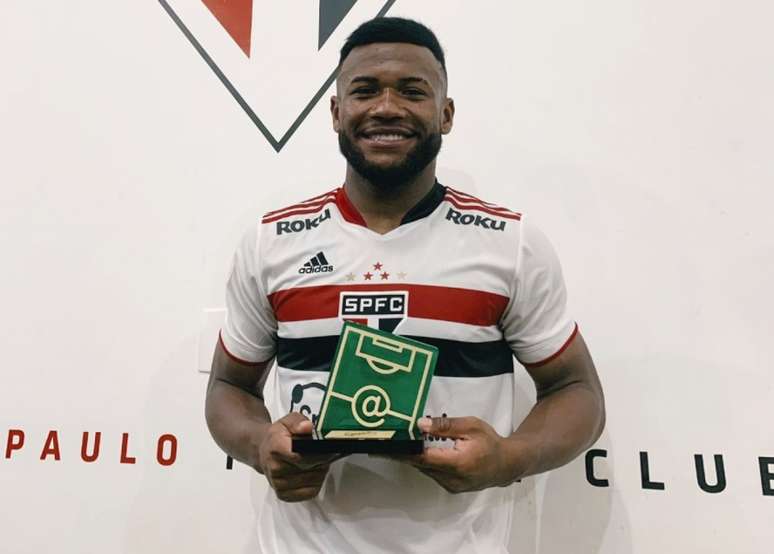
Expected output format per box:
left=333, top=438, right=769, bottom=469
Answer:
left=335, top=181, right=446, bottom=228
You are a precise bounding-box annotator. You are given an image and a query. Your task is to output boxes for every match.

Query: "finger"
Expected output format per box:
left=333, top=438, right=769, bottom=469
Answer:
left=418, top=466, right=454, bottom=482
left=268, top=463, right=326, bottom=488
left=292, top=453, right=343, bottom=470
left=277, top=412, right=314, bottom=435
left=417, top=416, right=479, bottom=439
left=416, top=467, right=465, bottom=493
left=269, top=434, right=303, bottom=465
left=267, top=458, right=307, bottom=479
left=272, top=440, right=345, bottom=468
left=273, top=467, right=328, bottom=491
left=275, top=485, right=323, bottom=503
left=410, top=444, right=463, bottom=473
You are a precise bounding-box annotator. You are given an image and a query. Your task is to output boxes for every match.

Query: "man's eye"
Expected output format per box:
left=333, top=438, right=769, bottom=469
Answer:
left=352, top=88, right=376, bottom=95
left=403, top=88, right=426, bottom=97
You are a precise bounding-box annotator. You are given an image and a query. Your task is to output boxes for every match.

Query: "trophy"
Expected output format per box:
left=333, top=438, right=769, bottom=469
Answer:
left=292, top=321, right=437, bottom=454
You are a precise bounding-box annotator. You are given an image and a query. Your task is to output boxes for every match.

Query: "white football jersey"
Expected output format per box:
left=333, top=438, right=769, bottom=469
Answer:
left=221, top=182, right=577, bottom=554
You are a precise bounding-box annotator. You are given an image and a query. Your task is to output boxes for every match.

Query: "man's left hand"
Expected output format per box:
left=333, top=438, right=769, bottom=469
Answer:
left=408, top=416, right=533, bottom=493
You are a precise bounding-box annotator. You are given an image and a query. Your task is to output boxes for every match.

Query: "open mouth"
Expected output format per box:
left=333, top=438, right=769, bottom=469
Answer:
left=358, top=129, right=417, bottom=147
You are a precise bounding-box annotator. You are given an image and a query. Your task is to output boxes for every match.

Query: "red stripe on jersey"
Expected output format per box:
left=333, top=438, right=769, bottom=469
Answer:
left=268, top=284, right=509, bottom=326
left=263, top=195, right=337, bottom=220
left=262, top=198, right=337, bottom=223
left=263, top=189, right=339, bottom=218
left=344, top=318, right=368, bottom=326
left=444, top=196, right=522, bottom=220
left=521, top=323, right=579, bottom=368
left=445, top=188, right=522, bottom=218
left=446, top=186, right=506, bottom=206
left=335, top=188, right=368, bottom=227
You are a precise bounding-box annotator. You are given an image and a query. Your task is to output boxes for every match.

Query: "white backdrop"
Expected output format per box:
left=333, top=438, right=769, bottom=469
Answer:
left=1, top=1, right=772, bottom=553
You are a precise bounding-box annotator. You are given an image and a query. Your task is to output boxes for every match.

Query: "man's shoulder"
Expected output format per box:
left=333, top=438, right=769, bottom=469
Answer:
left=439, top=186, right=523, bottom=232
left=259, top=188, right=340, bottom=225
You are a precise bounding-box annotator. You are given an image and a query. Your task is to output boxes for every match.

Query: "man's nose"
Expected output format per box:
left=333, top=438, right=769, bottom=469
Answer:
left=370, top=89, right=404, bottom=118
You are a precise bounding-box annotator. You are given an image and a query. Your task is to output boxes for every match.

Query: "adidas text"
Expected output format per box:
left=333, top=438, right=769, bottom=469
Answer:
left=277, top=209, right=331, bottom=235
left=299, top=265, right=333, bottom=274
left=445, top=208, right=506, bottom=231
left=298, top=251, right=334, bottom=274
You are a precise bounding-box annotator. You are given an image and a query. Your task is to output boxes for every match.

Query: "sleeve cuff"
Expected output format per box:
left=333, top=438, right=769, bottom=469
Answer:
left=518, top=322, right=579, bottom=368
left=218, top=330, right=274, bottom=366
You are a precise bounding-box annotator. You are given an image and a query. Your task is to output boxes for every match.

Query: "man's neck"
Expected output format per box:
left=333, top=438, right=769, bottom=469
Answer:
left=343, top=162, right=437, bottom=234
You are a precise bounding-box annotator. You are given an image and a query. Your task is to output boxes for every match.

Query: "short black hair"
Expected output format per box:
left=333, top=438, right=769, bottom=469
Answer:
left=339, top=17, right=446, bottom=75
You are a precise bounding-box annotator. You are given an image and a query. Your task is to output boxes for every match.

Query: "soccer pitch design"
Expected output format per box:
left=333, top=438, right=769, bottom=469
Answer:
left=317, top=322, right=438, bottom=439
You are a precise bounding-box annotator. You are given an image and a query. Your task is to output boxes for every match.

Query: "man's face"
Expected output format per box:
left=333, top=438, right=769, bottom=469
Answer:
left=331, top=42, right=454, bottom=189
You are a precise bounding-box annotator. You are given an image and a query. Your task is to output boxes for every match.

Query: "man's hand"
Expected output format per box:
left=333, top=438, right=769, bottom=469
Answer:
left=409, top=416, right=533, bottom=493
left=256, top=412, right=340, bottom=503
left=206, top=341, right=342, bottom=503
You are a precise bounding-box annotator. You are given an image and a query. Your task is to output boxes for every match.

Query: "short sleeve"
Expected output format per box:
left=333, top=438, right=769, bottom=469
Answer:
left=220, top=223, right=277, bottom=363
left=501, top=216, right=578, bottom=366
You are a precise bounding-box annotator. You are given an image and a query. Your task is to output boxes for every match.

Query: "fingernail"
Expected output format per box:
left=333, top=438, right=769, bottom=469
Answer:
left=417, top=417, right=432, bottom=431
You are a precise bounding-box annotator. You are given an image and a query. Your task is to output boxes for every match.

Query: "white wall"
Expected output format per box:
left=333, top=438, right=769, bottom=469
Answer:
left=1, top=1, right=772, bottom=552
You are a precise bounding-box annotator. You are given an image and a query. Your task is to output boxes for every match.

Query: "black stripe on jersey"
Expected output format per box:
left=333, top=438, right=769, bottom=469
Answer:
left=276, top=335, right=514, bottom=378
left=400, top=180, right=446, bottom=224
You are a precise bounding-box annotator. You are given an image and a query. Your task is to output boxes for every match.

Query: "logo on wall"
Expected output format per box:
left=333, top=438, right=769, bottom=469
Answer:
left=158, top=0, right=397, bottom=151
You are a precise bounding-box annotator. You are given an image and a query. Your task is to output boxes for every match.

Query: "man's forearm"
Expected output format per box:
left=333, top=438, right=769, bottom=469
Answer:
left=506, top=382, right=605, bottom=481
left=205, top=376, right=272, bottom=471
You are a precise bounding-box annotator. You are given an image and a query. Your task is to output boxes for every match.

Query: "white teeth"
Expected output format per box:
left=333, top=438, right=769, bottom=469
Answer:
left=369, top=134, right=407, bottom=141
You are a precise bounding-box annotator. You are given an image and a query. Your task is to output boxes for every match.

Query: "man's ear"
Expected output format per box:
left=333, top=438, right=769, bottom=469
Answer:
left=441, top=98, right=455, bottom=135
left=330, top=95, right=341, bottom=133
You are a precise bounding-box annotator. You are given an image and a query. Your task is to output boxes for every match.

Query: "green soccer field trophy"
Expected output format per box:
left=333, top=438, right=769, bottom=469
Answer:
left=292, top=321, right=438, bottom=454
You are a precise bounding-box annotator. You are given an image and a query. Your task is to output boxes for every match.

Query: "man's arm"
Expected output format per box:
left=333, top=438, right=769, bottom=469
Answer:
left=205, top=337, right=273, bottom=467
left=508, top=331, right=605, bottom=477
left=411, top=332, right=605, bottom=492
left=206, top=338, right=338, bottom=502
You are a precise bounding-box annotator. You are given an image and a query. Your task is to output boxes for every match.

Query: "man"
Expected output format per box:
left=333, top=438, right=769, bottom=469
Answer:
left=206, top=17, right=605, bottom=553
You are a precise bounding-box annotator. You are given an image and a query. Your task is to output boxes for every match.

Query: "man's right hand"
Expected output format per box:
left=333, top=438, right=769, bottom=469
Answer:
left=205, top=341, right=339, bottom=503
left=255, top=412, right=340, bottom=503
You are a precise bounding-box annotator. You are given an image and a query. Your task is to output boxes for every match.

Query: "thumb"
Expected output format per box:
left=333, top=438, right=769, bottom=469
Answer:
left=417, top=416, right=474, bottom=438
left=278, top=412, right=314, bottom=435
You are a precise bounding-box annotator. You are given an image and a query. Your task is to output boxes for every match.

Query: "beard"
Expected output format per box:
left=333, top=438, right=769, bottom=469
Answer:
left=338, top=129, right=442, bottom=191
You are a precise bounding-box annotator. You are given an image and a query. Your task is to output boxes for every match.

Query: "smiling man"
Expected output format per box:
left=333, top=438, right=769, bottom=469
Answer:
left=206, top=17, right=605, bottom=554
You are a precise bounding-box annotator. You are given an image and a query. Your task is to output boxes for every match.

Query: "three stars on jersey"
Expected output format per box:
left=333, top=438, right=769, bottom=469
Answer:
left=299, top=254, right=407, bottom=282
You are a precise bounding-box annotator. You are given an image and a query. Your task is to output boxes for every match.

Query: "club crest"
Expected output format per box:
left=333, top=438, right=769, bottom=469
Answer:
left=159, top=0, right=396, bottom=151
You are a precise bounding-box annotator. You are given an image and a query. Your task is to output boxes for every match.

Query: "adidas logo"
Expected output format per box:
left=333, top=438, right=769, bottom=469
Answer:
left=298, top=252, right=334, bottom=274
